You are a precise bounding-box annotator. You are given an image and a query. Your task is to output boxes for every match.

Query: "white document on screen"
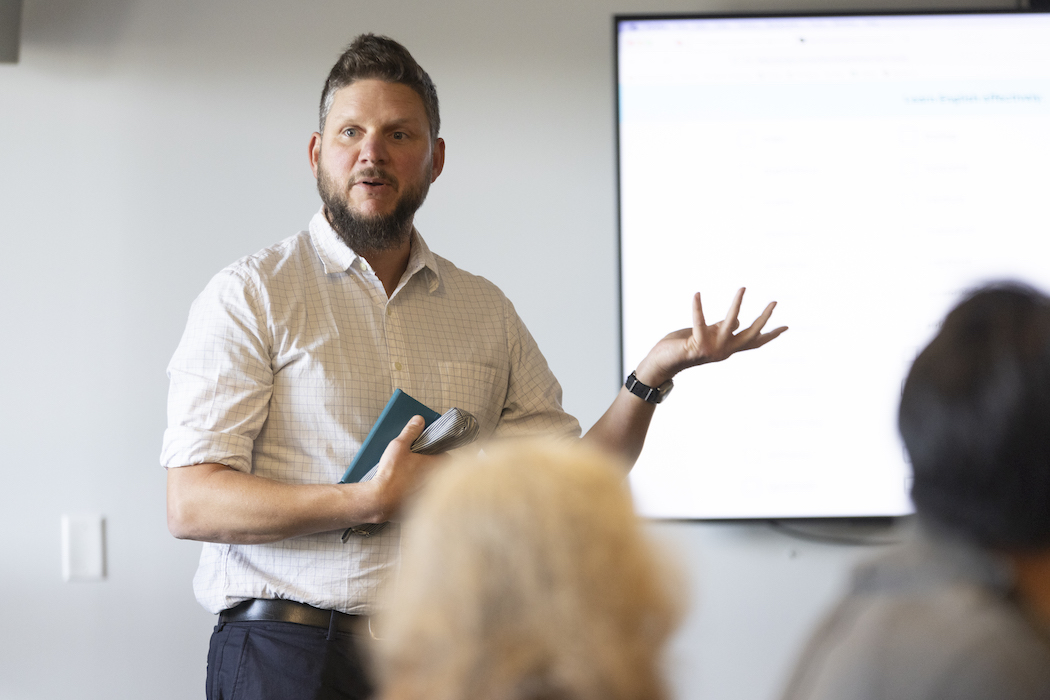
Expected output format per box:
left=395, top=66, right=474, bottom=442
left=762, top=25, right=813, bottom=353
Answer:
left=617, top=13, right=1050, bottom=519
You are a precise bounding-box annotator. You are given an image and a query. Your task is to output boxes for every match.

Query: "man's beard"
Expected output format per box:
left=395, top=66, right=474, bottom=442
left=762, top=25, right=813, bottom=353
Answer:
left=317, top=163, right=430, bottom=254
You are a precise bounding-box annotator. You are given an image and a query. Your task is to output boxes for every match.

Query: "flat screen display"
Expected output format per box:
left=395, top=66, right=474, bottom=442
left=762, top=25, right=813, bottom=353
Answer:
left=618, top=11, right=1050, bottom=519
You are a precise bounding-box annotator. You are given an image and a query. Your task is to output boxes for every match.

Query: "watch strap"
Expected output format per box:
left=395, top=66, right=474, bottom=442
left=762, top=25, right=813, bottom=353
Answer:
left=625, top=371, right=673, bottom=404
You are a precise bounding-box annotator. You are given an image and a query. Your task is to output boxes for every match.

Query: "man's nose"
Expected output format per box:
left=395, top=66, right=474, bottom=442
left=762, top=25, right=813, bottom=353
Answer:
left=358, top=134, right=388, bottom=164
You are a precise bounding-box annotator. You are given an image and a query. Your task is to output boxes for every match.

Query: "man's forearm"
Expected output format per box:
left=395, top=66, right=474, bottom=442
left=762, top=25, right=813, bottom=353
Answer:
left=166, top=463, right=383, bottom=544
left=582, top=386, right=657, bottom=469
left=165, top=416, right=437, bottom=544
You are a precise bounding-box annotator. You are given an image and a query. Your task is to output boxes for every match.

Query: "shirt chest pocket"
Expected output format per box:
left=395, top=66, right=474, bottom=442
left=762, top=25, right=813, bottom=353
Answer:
left=437, top=361, right=506, bottom=440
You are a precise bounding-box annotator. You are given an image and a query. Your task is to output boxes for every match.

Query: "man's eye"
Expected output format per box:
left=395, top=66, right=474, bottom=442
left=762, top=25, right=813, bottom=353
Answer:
left=392, top=132, right=406, bottom=140
left=343, top=128, right=357, bottom=137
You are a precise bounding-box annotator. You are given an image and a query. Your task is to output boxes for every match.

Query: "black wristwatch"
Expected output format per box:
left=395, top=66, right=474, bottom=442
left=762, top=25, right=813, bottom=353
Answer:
left=625, top=371, right=674, bottom=404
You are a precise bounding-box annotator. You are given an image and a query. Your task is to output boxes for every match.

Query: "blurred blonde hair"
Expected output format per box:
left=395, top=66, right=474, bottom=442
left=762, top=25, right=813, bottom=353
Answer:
left=377, top=439, right=684, bottom=700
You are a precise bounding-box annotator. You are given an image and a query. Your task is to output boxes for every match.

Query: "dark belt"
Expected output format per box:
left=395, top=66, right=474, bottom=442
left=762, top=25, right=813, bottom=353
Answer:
left=220, top=598, right=363, bottom=636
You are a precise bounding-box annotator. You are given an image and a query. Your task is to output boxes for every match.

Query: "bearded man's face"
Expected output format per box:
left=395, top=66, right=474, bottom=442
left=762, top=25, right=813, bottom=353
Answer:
left=310, top=79, right=443, bottom=253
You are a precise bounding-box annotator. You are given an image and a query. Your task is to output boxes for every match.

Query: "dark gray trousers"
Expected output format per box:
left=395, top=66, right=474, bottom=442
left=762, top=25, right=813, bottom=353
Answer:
left=206, top=618, right=374, bottom=700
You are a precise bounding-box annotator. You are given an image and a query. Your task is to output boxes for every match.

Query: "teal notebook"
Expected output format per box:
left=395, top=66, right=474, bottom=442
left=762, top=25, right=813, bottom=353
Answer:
left=340, top=389, right=441, bottom=484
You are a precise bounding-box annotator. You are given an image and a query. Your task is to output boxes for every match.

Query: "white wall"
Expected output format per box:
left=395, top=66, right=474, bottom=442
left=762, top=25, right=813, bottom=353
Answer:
left=0, top=1, right=1010, bottom=699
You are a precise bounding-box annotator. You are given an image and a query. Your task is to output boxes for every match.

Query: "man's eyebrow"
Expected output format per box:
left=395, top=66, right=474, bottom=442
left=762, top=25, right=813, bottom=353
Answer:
left=384, top=117, right=422, bottom=129
left=330, top=115, right=422, bottom=130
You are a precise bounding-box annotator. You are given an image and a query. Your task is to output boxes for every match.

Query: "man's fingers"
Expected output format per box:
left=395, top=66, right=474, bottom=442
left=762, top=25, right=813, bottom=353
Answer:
left=692, top=292, right=707, bottom=335
left=395, top=415, right=426, bottom=445
left=720, top=287, right=745, bottom=342
left=752, top=301, right=777, bottom=333
left=750, top=325, right=789, bottom=349
left=734, top=301, right=777, bottom=347
left=689, top=289, right=783, bottom=360
left=730, top=301, right=786, bottom=351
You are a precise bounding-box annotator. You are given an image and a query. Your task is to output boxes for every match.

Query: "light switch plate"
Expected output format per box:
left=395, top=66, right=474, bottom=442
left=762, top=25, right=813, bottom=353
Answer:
left=61, top=514, right=106, bottom=582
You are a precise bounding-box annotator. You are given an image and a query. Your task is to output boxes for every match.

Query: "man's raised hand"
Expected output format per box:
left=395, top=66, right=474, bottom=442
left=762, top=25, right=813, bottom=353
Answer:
left=636, top=287, right=787, bottom=385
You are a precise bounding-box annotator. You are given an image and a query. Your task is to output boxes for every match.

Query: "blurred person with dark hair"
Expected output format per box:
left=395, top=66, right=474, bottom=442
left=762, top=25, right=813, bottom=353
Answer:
left=376, top=440, right=684, bottom=700
left=781, top=282, right=1050, bottom=700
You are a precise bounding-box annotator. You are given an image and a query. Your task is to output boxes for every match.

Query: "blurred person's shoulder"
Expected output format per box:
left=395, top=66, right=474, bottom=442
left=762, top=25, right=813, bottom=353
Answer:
left=782, top=527, right=1050, bottom=700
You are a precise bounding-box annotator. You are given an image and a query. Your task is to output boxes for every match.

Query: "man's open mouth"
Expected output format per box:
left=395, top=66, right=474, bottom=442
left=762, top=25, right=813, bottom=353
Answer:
left=353, top=169, right=398, bottom=190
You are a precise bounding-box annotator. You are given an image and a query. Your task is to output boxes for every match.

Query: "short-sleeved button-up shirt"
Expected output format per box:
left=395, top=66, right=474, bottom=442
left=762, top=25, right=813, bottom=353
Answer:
left=161, top=210, right=580, bottom=614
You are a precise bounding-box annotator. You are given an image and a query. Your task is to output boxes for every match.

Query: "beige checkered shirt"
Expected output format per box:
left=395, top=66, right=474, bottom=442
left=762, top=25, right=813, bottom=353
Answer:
left=161, top=210, right=580, bottom=614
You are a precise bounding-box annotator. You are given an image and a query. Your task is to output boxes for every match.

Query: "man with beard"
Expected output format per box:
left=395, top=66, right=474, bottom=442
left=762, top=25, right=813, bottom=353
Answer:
left=162, top=34, right=786, bottom=700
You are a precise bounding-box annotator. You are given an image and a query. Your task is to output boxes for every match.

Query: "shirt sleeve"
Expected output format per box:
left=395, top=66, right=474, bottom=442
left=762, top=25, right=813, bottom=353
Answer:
left=160, top=267, right=274, bottom=473
left=493, top=293, right=582, bottom=441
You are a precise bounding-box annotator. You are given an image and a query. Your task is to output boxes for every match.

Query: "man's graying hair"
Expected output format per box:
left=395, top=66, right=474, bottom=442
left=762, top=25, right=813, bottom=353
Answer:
left=319, top=34, right=440, bottom=142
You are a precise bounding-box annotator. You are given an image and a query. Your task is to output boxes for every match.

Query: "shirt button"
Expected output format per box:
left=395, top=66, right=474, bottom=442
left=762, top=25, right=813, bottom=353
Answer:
left=393, top=362, right=403, bottom=371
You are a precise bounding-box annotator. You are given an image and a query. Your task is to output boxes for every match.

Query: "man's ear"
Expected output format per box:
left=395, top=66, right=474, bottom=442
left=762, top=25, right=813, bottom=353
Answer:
left=430, top=137, right=446, bottom=182
left=308, top=132, right=322, bottom=179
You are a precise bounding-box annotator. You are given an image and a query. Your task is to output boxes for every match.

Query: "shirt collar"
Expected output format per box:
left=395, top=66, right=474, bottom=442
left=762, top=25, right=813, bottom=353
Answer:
left=308, top=208, right=441, bottom=293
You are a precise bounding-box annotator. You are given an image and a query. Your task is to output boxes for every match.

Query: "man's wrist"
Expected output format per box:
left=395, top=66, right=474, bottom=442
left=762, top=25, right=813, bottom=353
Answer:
left=631, top=360, right=674, bottom=388
left=625, top=371, right=674, bottom=404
